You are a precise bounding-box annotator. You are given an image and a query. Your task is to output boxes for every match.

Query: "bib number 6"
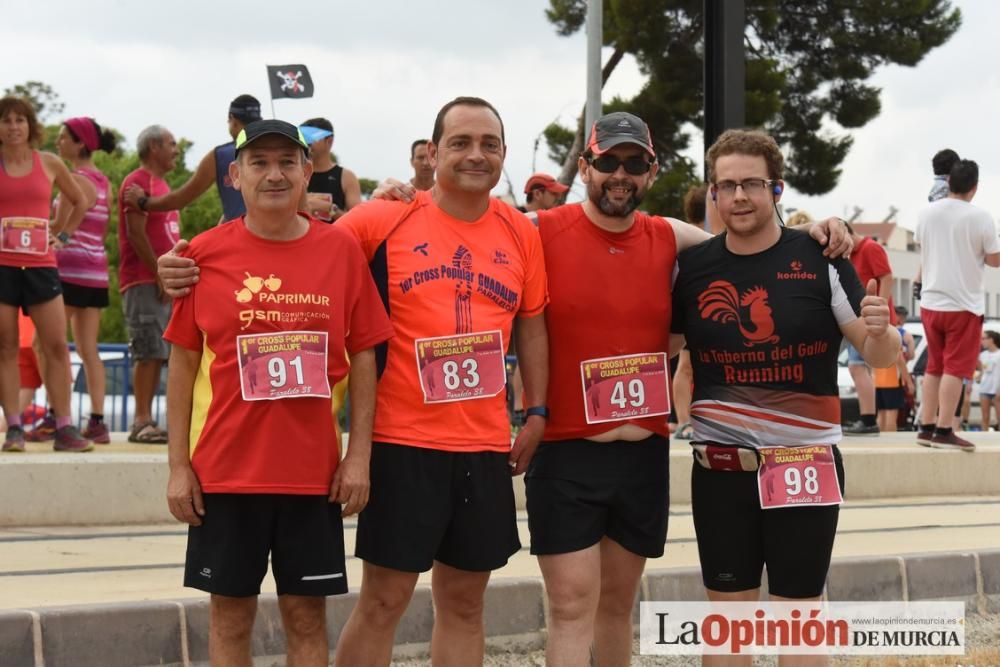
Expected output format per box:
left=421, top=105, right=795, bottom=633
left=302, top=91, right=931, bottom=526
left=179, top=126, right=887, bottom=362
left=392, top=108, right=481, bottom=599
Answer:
left=20, top=231, right=32, bottom=247
left=442, top=358, right=480, bottom=390
left=610, top=378, right=645, bottom=409
left=784, top=465, right=820, bottom=496
left=268, top=356, right=304, bottom=388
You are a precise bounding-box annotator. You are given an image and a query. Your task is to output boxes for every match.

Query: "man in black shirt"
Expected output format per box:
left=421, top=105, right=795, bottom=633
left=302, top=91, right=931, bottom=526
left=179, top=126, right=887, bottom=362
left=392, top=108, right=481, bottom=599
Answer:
left=301, top=117, right=361, bottom=222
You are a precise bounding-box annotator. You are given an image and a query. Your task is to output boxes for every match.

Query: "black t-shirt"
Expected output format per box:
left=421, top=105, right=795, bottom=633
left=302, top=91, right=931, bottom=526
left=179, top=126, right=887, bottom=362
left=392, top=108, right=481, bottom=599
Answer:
left=672, top=227, right=864, bottom=448
left=308, top=165, right=346, bottom=212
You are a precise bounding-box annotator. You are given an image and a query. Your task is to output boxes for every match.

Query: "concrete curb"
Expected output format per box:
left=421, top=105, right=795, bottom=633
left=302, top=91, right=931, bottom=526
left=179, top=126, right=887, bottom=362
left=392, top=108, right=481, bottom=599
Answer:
left=3, top=550, right=997, bottom=666
left=4, top=445, right=1000, bottom=526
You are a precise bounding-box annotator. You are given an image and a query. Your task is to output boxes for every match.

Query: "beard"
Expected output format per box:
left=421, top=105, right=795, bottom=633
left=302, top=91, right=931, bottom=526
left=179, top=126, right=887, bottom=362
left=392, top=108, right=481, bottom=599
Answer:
left=588, top=177, right=646, bottom=217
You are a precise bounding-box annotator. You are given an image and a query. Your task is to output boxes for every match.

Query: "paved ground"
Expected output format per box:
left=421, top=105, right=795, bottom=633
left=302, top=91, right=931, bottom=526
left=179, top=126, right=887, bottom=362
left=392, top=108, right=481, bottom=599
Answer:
left=2, top=494, right=999, bottom=610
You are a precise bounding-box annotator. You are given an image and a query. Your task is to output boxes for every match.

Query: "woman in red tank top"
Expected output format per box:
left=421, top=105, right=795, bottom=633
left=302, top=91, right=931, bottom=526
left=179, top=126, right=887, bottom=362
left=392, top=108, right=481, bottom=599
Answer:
left=0, top=96, right=91, bottom=452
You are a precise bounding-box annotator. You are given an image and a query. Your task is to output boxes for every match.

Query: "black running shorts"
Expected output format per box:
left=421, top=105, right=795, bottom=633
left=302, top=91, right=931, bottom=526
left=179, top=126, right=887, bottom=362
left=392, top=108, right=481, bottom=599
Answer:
left=526, top=434, right=670, bottom=558
left=355, top=442, right=521, bottom=573
left=691, top=445, right=845, bottom=599
left=184, top=493, right=348, bottom=597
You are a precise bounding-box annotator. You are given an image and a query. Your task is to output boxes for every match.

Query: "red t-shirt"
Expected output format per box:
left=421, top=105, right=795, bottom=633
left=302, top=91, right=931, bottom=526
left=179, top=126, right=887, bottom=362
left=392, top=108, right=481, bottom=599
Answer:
left=850, top=236, right=896, bottom=324
left=118, top=168, right=181, bottom=292
left=340, top=191, right=548, bottom=452
left=539, top=204, right=677, bottom=440
left=163, top=217, right=394, bottom=494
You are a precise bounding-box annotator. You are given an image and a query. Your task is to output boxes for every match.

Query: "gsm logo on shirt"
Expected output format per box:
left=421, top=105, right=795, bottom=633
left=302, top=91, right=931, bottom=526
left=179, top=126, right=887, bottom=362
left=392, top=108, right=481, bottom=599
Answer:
left=234, top=271, right=330, bottom=330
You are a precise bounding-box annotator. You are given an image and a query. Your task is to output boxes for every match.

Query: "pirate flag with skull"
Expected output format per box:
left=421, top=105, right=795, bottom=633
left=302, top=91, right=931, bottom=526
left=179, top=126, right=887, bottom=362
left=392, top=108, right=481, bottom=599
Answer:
left=266, top=64, right=315, bottom=99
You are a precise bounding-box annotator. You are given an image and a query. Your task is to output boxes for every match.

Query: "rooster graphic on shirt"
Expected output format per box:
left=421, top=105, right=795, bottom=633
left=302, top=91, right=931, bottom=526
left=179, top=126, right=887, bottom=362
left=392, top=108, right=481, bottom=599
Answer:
left=698, top=280, right=780, bottom=347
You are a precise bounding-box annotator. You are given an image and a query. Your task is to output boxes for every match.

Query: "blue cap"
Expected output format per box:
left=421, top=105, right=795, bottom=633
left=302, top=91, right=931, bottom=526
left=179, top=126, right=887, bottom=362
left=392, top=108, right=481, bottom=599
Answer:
left=300, top=125, right=334, bottom=145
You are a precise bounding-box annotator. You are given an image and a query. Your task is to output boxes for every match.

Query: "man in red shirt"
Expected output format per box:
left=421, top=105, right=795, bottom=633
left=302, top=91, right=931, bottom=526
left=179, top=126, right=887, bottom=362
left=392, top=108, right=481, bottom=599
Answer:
left=118, top=125, right=181, bottom=443
left=843, top=222, right=895, bottom=436
left=165, top=120, right=393, bottom=665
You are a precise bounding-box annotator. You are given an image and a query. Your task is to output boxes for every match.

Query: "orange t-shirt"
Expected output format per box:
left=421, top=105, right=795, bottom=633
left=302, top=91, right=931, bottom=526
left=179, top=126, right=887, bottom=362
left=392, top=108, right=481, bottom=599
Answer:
left=340, top=191, right=548, bottom=452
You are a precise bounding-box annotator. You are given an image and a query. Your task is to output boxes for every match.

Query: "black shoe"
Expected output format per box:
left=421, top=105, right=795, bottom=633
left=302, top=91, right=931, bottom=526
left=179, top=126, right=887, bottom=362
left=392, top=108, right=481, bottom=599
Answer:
left=843, top=419, right=880, bottom=437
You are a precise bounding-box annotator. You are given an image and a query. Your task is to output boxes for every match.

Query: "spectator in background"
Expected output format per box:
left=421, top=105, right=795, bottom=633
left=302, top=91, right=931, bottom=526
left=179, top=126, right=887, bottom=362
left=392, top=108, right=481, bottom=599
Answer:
left=520, top=173, right=569, bottom=213
left=786, top=210, right=813, bottom=228
left=843, top=221, right=896, bottom=436
left=0, top=96, right=92, bottom=453
left=302, top=117, right=361, bottom=222
left=118, top=125, right=181, bottom=444
left=409, top=139, right=435, bottom=191
left=929, top=148, right=960, bottom=203
left=977, top=330, right=1000, bottom=432
left=124, top=95, right=261, bottom=223
left=915, top=159, right=1000, bottom=451
left=672, top=183, right=712, bottom=440
left=875, top=317, right=915, bottom=433
left=47, top=117, right=117, bottom=444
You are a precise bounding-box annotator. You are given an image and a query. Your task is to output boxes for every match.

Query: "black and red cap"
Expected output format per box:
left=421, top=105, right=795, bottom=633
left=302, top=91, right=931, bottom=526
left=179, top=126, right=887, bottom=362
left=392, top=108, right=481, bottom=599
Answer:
left=586, top=111, right=654, bottom=157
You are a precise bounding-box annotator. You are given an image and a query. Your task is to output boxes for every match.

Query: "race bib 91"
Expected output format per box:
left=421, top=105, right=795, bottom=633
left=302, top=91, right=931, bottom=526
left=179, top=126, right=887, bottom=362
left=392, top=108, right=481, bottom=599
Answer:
left=415, top=330, right=506, bottom=403
left=237, top=331, right=331, bottom=401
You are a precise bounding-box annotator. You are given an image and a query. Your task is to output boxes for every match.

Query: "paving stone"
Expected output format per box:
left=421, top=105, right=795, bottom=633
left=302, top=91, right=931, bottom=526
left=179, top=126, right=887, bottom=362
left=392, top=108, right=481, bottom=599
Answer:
left=483, top=578, right=545, bottom=637
left=0, top=610, right=35, bottom=667
left=826, top=556, right=905, bottom=601
left=40, top=600, right=182, bottom=667
left=905, top=553, right=978, bottom=601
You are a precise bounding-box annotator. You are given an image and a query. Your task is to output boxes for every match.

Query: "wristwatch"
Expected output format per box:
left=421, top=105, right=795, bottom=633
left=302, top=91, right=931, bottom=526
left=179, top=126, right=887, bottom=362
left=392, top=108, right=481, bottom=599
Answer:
left=56, top=231, right=70, bottom=244
left=525, top=406, right=549, bottom=420
left=137, top=196, right=149, bottom=212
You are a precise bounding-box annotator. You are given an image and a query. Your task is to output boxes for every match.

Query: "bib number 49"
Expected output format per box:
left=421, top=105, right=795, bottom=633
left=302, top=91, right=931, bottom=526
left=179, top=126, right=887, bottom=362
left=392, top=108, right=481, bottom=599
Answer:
left=442, top=358, right=480, bottom=390
left=609, top=378, right=645, bottom=409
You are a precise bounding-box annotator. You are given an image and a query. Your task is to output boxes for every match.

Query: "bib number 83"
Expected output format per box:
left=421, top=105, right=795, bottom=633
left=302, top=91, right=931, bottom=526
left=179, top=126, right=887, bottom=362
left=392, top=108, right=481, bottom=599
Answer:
left=610, top=379, right=645, bottom=409
left=442, top=358, right=480, bottom=390
left=784, top=466, right=819, bottom=496
left=268, top=356, right=304, bottom=388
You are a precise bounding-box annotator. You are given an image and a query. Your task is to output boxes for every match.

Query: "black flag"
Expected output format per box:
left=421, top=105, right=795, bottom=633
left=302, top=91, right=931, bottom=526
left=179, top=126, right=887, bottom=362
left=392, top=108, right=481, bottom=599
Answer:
left=266, top=65, right=314, bottom=99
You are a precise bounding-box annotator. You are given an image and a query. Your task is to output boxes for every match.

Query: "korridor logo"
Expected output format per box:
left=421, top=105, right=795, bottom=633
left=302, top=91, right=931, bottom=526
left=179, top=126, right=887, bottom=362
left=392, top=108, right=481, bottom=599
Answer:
left=698, top=280, right=780, bottom=347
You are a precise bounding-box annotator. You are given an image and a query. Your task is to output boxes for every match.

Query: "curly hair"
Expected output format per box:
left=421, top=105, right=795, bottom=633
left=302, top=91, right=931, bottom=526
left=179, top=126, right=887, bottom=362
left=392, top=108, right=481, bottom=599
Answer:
left=706, top=129, right=783, bottom=183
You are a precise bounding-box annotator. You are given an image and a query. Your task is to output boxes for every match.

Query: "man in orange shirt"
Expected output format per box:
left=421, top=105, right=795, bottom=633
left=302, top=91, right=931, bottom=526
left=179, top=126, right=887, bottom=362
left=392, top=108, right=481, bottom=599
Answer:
left=159, top=98, right=549, bottom=666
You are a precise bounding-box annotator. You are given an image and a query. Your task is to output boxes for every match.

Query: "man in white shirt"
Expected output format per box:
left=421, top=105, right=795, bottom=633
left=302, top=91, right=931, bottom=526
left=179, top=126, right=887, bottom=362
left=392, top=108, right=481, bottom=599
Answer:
left=915, top=159, right=1000, bottom=451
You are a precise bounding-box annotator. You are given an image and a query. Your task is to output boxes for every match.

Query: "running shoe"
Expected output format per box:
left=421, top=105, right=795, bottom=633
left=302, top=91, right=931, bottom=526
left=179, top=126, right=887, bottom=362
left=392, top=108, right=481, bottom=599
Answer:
left=25, top=414, right=57, bottom=442
left=929, top=432, right=976, bottom=452
left=843, top=419, right=880, bottom=437
left=3, top=426, right=25, bottom=453
left=83, top=418, right=111, bottom=445
left=53, top=426, right=94, bottom=453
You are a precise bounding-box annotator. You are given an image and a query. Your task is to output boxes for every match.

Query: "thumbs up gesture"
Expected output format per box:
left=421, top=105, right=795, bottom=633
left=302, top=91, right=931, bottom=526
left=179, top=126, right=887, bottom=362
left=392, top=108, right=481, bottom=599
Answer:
left=860, top=279, right=890, bottom=338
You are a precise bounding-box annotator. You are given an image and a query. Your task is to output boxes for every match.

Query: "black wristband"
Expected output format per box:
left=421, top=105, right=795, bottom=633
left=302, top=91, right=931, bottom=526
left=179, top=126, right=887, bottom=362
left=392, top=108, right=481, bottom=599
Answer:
left=138, top=196, right=149, bottom=212
left=56, top=231, right=70, bottom=244
left=525, top=406, right=549, bottom=420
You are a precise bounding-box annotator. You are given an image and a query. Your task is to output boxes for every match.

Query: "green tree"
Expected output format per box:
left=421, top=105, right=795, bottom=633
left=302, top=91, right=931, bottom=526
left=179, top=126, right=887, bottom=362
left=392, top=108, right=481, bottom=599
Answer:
left=3, top=81, right=66, bottom=122
left=544, top=0, right=961, bottom=216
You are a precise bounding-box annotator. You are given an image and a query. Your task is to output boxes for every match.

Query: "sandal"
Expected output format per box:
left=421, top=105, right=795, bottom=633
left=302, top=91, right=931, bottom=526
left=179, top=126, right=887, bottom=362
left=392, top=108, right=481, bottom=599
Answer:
left=676, top=422, right=695, bottom=440
left=128, top=420, right=168, bottom=444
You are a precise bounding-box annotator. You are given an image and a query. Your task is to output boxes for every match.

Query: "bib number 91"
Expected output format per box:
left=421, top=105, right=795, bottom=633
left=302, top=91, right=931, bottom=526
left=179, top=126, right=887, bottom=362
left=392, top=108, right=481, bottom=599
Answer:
left=268, top=356, right=305, bottom=388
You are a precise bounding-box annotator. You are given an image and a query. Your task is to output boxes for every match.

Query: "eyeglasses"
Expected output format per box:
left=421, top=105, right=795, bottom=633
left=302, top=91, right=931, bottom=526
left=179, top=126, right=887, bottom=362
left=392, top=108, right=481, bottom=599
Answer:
left=713, top=178, right=777, bottom=196
left=588, top=155, right=654, bottom=175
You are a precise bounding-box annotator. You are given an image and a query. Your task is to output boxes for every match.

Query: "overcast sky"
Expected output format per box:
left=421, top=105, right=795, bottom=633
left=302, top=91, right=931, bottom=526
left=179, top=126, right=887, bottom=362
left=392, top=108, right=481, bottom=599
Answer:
left=5, top=0, right=995, bottom=229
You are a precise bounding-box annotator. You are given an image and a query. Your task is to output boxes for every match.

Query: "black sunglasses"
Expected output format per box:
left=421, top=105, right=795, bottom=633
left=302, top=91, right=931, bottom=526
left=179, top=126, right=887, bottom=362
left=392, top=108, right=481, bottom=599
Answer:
left=588, top=154, right=654, bottom=175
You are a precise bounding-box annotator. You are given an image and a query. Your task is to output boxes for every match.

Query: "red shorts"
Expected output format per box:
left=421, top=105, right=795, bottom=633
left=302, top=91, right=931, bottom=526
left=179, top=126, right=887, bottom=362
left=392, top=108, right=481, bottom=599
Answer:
left=18, top=346, right=42, bottom=389
left=920, top=308, right=983, bottom=379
